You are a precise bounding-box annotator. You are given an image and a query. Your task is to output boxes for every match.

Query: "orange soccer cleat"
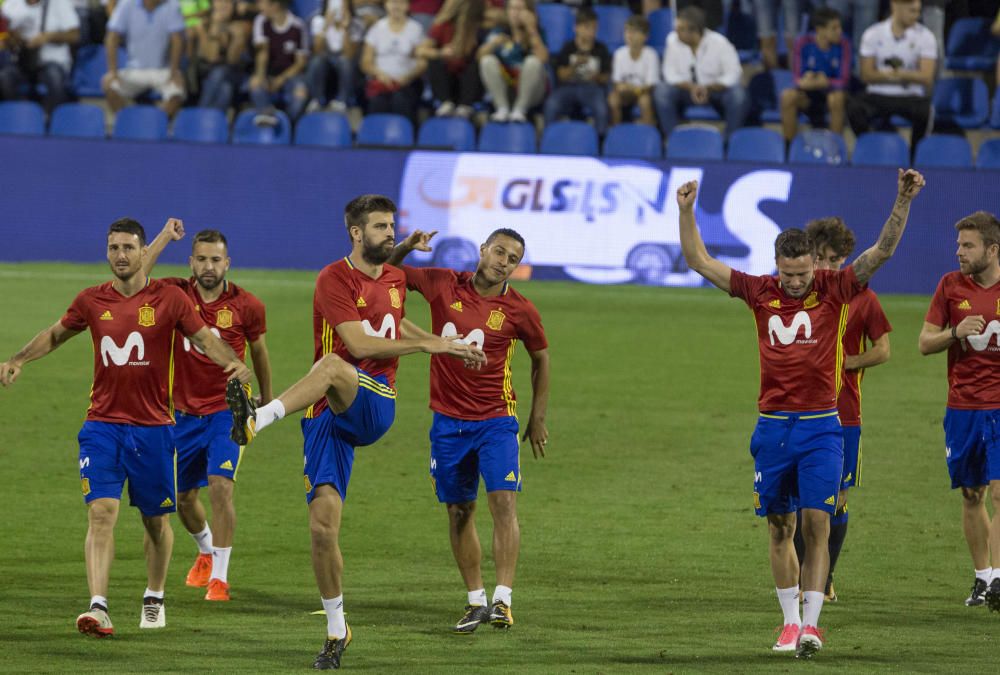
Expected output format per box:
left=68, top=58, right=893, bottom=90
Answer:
left=185, top=553, right=213, bottom=588
left=205, top=578, right=231, bottom=601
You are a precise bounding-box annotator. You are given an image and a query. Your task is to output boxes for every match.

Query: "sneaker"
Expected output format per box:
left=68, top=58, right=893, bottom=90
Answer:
left=966, top=577, right=988, bottom=606
left=305, top=99, right=322, bottom=115
left=313, top=624, right=352, bottom=670
left=454, top=104, right=474, bottom=119
left=253, top=112, right=280, bottom=128
left=772, top=623, right=799, bottom=652
left=226, top=379, right=257, bottom=445
left=435, top=101, right=456, bottom=117
left=490, top=107, right=510, bottom=123
left=985, top=578, right=1000, bottom=612
left=326, top=100, right=348, bottom=114
left=795, top=625, right=823, bottom=659
left=489, top=600, right=513, bottom=629
left=205, top=578, right=230, bottom=602
left=509, top=110, right=527, bottom=124
left=452, top=604, right=490, bottom=634
left=139, top=597, right=165, bottom=629
left=185, top=552, right=213, bottom=588
left=77, top=605, right=114, bottom=638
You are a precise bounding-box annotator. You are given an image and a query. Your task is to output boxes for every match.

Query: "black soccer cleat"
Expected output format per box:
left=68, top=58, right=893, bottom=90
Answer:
left=313, top=624, right=352, bottom=670
left=452, top=604, right=490, bottom=634
left=985, top=578, right=1000, bottom=612
left=965, top=577, right=988, bottom=607
left=225, top=379, right=257, bottom=446
left=489, top=600, right=513, bottom=629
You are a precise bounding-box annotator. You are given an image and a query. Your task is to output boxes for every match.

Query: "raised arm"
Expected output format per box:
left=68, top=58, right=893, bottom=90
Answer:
left=522, top=347, right=550, bottom=459
left=335, top=321, right=485, bottom=364
left=386, top=229, right=438, bottom=267
left=248, top=335, right=273, bottom=404
left=142, top=218, right=185, bottom=276
left=187, top=326, right=253, bottom=383
left=0, top=321, right=83, bottom=386
left=851, top=169, right=926, bottom=285
left=676, top=180, right=732, bottom=293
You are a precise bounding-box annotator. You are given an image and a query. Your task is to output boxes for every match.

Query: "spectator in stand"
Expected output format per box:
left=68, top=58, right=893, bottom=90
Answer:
left=180, top=0, right=210, bottom=60
left=780, top=7, right=850, bottom=143
left=194, top=0, right=245, bottom=112
left=103, top=0, right=186, bottom=118
left=825, top=0, right=878, bottom=68
left=417, top=0, right=485, bottom=119
left=409, top=0, right=440, bottom=32
left=753, top=0, right=803, bottom=70
left=249, top=0, right=310, bottom=127
left=0, top=0, right=79, bottom=114
left=477, top=0, right=548, bottom=123
left=361, top=0, right=425, bottom=124
left=846, top=0, right=936, bottom=154
left=608, top=13, right=659, bottom=128
left=354, top=0, right=385, bottom=32
left=306, top=0, right=362, bottom=113
left=543, top=7, right=611, bottom=135
left=652, top=5, right=747, bottom=138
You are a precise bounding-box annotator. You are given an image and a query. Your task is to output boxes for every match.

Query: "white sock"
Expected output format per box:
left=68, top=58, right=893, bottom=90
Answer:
left=255, top=399, right=286, bottom=432
left=191, top=524, right=213, bottom=555
left=802, top=591, right=824, bottom=628
left=989, top=569, right=1000, bottom=583
left=468, top=588, right=487, bottom=607
left=143, top=588, right=164, bottom=600
left=90, top=595, right=108, bottom=610
left=210, top=546, right=232, bottom=583
left=322, top=595, right=346, bottom=639
left=492, top=585, right=512, bottom=606
left=976, top=567, right=993, bottom=582
left=776, top=586, right=801, bottom=626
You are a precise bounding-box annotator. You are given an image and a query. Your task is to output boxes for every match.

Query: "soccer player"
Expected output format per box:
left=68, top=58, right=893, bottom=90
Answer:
left=224, top=194, right=485, bottom=669
left=141, top=219, right=272, bottom=602
left=0, top=218, right=251, bottom=638
left=387, top=227, right=550, bottom=633
left=676, top=169, right=924, bottom=658
left=794, top=217, right=892, bottom=602
left=918, top=211, right=1000, bottom=611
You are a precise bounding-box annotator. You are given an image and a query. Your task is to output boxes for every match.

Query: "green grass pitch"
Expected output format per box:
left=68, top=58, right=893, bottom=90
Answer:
left=0, top=262, right=997, bottom=673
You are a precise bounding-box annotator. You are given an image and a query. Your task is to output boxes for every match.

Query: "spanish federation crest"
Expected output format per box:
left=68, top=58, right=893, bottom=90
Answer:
left=803, top=292, right=819, bottom=309
left=138, top=304, right=156, bottom=327
left=216, top=308, right=233, bottom=329
left=389, top=287, right=402, bottom=309
left=486, top=309, right=506, bottom=331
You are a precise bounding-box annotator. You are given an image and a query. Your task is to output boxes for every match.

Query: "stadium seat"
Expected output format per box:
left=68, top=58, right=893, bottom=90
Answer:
left=646, top=8, right=673, bottom=55
left=726, top=127, right=785, bottom=164
left=49, top=103, right=106, bottom=139
left=788, top=129, right=848, bottom=166
left=231, top=109, right=292, bottom=145
left=976, top=138, right=1000, bottom=170
left=914, top=134, right=973, bottom=169
left=536, top=3, right=574, bottom=53
left=933, top=77, right=989, bottom=129
left=0, top=101, right=45, bottom=136
left=416, top=116, right=476, bottom=151
left=851, top=132, right=909, bottom=168
left=993, top=87, right=1000, bottom=130
left=602, top=123, right=662, bottom=159
left=945, top=18, right=1000, bottom=71
left=540, top=120, right=599, bottom=156
left=477, top=121, right=537, bottom=154
left=291, top=0, right=322, bottom=21
left=356, top=113, right=414, bottom=147
left=666, top=126, right=723, bottom=161
left=294, top=111, right=352, bottom=148
left=748, top=69, right=793, bottom=124
left=172, top=107, right=229, bottom=144
left=111, top=105, right=168, bottom=141
left=71, top=45, right=127, bottom=98
left=594, top=5, right=631, bottom=52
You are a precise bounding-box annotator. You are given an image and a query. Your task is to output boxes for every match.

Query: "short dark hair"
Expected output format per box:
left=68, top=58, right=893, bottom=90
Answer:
left=192, top=229, right=228, bottom=250
left=625, top=14, right=650, bottom=35
left=805, top=217, right=856, bottom=258
left=774, top=228, right=813, bottom=260
left=677, top=6, right=706, bottom=33
left=575, top=6, right=597, bottom=25
left=344, top=194, right=397, bottom=231
left=955, top=211, right=1000, bottom=250
left=810, top=6, right=841, bottom=30
left=486, top=228, right=526, bottom=251
left=108, top=217, right=146, bottom=246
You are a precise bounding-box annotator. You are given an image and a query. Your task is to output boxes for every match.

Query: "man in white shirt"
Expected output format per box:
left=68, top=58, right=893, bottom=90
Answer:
left=652, top=6, right=747, bottom=139
left=0, top=0, right=80, bottom=113
left=846, top=0, right=937, bottom=153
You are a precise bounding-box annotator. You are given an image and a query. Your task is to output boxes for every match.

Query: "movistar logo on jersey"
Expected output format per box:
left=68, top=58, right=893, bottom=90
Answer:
left=441, top=321, right=484, bottom=349
left=100, top=331, right=149, bottom=366
left=966, top=320, right=1000, bottom=352
left=768, top=311, right=816, bottom=346
left=183, top=327, right=221, bottom=355
left=361, top=315, right=396, bottom=339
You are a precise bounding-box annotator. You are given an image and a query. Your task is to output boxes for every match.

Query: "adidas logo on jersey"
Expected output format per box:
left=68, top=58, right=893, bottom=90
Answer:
left=450, top=301, right=463, bottom=312
left=99, top=310, right=113, bottom=320
left=219, top=460, right=234, bottom=470
left=160, top=497, right=174, bottom=508
left=958, top=299, right=971, bottom=310
left=504, top=471, right=517, bottom=481
left=356, top=297, right=367, bottom=308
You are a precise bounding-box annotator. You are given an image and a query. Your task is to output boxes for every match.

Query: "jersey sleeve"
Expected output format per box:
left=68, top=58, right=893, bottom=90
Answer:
left=169, top=287, right=209, bottom=336
left=861, top=293, right=892, bottom=342
left=831, top=265, right=866, bottom=303
left=315, top=267, right=362, bottom=327
left=243, top=294, right=267, bottom=342
left=517, top=300, right=548, bottom=352
left=60, top=290, right=91, bottom=331
left=925, top=276, right=950, bottom=327
left=401, top=265, right=450, bottom=302
left=728, top=269, right=766, bottom=306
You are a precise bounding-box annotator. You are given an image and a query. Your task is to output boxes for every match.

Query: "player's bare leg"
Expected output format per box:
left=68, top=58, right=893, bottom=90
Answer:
left=205, top=476, right=236, bottom=600
left=177, top=488, right=214, bottom=587
left=796, top=508, right=830, bottom=658
left=139, top=513, right=172, bottom=628
left=766, top=512, right=801, bottom=652
left=985, top=481, right=1000, bottom=611
left=177, top=488, right=208, bottom=536
left=84, top=498, right=119, bottom=600
left=448, top=501, right=490, bottom=633
left=310, top=485, right=352, bottom=669
left=487, top=490, right=519, bottom=628
left=961, top=486, right=991, bottom=569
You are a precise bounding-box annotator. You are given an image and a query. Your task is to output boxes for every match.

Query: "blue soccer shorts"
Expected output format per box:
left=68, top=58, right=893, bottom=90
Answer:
left=301, top=370, right=395, bottom=504
left=750, top=410, right=843, bottom=516
left=78, top=420, right=176, bottom=516
left=429, top=413, right=521, bottom=504
left=943, top=407, right=1000, bottom=489
left=840, top=424, right=862, bottom=489
left=174, top=409, right=243, bottom=493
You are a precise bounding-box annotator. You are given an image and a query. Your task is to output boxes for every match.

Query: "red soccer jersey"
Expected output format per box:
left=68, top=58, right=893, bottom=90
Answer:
left=403, top=267, right=548, bottom=420
left=729, top=266, right=865, bottom=412
left=60, top=279, right=207, bottom=425
left=162, top=278, right=267, bottom=415
left=836, top=289, right=892, bottom=426
left=308, top=258, right=406, bottom=418
left=925, top=271, right=1000, bottom=409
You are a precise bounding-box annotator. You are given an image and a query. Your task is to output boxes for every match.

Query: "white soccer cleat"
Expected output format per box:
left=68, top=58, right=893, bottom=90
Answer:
left=77, top=607, right=114, bottom=638
left=772, top=623, right=800, bottom=652
left=139, top=598, right=165, bottom=629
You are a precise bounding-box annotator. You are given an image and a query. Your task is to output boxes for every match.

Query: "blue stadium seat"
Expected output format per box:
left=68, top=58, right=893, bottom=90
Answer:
left=356, top=113, right=414, bottom=147
left=993, top=87, right=1000, bottom=129
left=477, top=121, right=537, bottom=154
left=291, top=0, right=322, bottom=21
left=666, top=125, right=724, bottom=160
left=602, top=123, right=662, bottom=159
left=933, top=77, right=989, bottom=129
left=976, top=138, right=1000, bottom=170
left=540, top=120, right=599, bottom=156
left=536, top=3, right=574, bottom=53
left=294, top=111, right=352, bottom=148
left=111, top=105, right=168, bottom=141
left=788, top=129, right=848, bottom=166
left=172, top=107, right=229, bottom=144
left=231, top=109, right=292, bottom=145
left=726, top=127, right=785, bottom=164
left=49, top=103, right=106, bottom=139
left=647, top=8, right=673, bottom=55
left=594, top=5, right=631, bottom=52
left=851, top=132, right=909, bottom=168
left=748, top=69, right=793, bottom=124
left=71, top=45, right=127, bottom=98
left=0, top=101, right=45, bottom=136
left=945, top=18, right=1000, bottom=71
left=914, top=134, right=973, bottom=169
left=416, top=116, right=476, bottom=151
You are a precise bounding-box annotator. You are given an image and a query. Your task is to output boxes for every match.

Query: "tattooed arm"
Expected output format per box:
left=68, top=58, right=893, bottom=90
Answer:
left=851, top=169, right=926, bottom=285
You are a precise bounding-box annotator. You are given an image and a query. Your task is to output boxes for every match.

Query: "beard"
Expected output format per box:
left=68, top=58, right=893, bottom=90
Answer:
left=111, top=262, right=138, bottom=281
left=196, top=272, right=224, bottom=291
left=361, top=238, right=393, bottom=265
left=962, top=255, right=990, bottom=276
